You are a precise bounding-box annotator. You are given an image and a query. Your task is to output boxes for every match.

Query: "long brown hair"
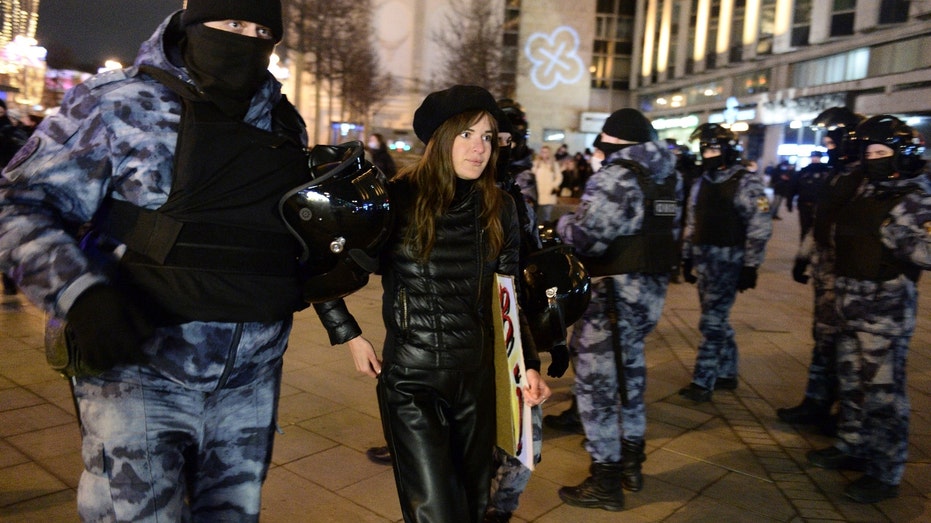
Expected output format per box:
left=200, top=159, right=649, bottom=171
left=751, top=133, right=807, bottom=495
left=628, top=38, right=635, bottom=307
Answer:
left=396, top=110, right=504, bottom=262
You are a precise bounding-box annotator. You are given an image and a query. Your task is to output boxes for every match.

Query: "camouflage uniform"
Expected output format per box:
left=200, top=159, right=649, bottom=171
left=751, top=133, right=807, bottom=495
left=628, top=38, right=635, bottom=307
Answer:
left=792, top=167, right=861, bottom=406
left=488, top=406, right=543, bottom=515
left=682, top=164, right=772, bottom=390
left=488, top=156, right=544, bottom=517
left=832, top=171, right=931, bottom=485
left=556, top=141, right=681, bottom=463
left=0, top=13, right=358, bottom=521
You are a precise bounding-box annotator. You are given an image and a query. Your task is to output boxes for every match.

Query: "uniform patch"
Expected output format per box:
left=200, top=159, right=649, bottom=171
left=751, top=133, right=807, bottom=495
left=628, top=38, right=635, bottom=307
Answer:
left=756, top=196, right=771, bottom=214
left=653, top=200, right=678, bottom=216
left=924, top=221, right=931, bottom=236
left=2, top=137, right=39, bottom=178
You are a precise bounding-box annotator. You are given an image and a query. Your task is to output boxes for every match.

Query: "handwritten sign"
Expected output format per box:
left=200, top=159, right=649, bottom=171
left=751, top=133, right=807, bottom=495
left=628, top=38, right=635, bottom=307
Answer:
left=493, top=274, right=534, bottom=470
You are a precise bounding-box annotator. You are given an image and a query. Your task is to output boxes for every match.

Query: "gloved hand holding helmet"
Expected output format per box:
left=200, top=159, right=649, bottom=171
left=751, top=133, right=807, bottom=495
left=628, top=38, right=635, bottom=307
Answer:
left=280, top=141, right=393, bottom=303
left=520, top=243, right=591, bottom=363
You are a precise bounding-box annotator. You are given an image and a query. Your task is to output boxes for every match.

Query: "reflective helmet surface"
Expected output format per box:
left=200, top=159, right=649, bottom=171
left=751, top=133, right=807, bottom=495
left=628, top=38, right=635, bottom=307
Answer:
left=811, top=107, right=865, bottom=164
left=856, top=115, right=927, bottom=175
left=535, top=223, right=563, bottom=248
left=521, top=245, right=591, bottom=347
left=689, top=123, right=740, bottom=167
left=279, top=141, right=392, bottom=303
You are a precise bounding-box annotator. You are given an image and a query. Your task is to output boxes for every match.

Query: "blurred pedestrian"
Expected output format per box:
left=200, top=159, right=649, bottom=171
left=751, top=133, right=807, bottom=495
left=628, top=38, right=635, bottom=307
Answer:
left=770, top=160, right=796, bottom=220
left=679, top=124, right=773, bottom=402
left=342, top=85, right=548, bottom=523
left=790, top=150, right=833, bottom=240
left=556, top=108, right=682, bottom=511
left=807, top=115, right=930, bottom=504
left=531, top=145, right=562, bottom=223
left=367, top=132, right=397, bottom=178
left=0, top=2, right=382, bottom=519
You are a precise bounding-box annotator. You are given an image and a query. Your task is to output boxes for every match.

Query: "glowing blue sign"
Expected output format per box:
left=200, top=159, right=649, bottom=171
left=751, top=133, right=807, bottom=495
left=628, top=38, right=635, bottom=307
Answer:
left=524, top=26, right=585, bottom=91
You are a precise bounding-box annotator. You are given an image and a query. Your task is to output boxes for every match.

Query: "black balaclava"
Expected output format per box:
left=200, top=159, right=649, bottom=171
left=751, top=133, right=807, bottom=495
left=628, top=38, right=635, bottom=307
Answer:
left=864, top=157, right=897, bottom=183
left=599, top=142, right=635, bottom=157
left=180, top=0, right=282, bottom=119
left=702, top=152, right=725, bottom=173
left=182, top=25, right=275, bottom=119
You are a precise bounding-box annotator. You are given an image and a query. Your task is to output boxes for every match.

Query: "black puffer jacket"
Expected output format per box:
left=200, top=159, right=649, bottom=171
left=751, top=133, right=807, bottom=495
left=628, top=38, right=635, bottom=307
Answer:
left=380, top=178, right=539, bottom=371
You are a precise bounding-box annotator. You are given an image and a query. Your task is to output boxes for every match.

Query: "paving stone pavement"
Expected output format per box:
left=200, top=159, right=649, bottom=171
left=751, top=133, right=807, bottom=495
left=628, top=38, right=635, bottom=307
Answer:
left=1, top=215, right=929, bottom=522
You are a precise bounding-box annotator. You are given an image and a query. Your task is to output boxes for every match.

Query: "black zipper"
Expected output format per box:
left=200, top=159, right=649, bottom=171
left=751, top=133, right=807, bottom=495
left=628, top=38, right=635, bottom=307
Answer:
left=214, top=323, right=244, bottom=391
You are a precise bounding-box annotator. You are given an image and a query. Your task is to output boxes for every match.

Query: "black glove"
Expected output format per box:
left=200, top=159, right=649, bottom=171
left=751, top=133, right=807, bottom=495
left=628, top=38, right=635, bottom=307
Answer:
left=65, top=285, right=153, bottom=375
left=792, top=259, right=810, bottom=284
left=737, top=266, right=758, bottom=292
left=547, top=342, right=570, bottom=378
left=682, top=258, right=697, bottom=284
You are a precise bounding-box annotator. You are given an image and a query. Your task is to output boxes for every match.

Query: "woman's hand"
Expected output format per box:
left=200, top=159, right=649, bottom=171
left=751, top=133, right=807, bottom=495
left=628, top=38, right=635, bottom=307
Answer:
left=523, top=368, right=551, bottom=407
left=347, top=336, right=382, bottom=378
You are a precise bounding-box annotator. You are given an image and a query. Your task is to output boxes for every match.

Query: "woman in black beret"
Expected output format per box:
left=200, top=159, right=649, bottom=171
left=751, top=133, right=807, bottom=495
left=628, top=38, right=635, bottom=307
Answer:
left=344, top=85, right=548, bottom=522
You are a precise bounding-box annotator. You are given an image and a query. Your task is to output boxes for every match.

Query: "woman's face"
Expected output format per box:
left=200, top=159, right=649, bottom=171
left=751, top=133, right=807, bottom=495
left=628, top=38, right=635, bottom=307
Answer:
left=451, top=114, right=494, bottom=180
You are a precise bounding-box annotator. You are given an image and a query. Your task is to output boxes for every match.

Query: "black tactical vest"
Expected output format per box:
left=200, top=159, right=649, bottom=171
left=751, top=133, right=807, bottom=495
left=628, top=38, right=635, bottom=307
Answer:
left=580, top=159, right=680, bottom=276
left=692, top=170, right=746, bottom=247
left=102, top=67, right=310, bottom=323
left=834, top=188, right=920, bottom=282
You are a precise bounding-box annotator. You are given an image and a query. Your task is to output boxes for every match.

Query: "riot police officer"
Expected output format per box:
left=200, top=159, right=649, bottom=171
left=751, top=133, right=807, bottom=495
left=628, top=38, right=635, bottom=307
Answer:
left=555, top=108, right=682, bottom=511
left=679, top=123, right=772, bottom=402
left=806, top=115, right=930, bottom=504
left=777, top=107, right=864, bottom=430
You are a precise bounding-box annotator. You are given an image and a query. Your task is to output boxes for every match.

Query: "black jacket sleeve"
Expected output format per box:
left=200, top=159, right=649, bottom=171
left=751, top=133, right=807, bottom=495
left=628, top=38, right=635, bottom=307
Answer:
left=313, top=299, right=362, bottom=345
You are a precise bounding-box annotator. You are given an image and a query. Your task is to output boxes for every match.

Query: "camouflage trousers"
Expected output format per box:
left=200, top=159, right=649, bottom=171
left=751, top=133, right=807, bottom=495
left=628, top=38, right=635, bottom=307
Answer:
left=72, top=360, right=283, bottom=522
left=691, top=246, right=743, bottom=390
left=803, top=248, right=839, bottom=403
left=488, top=406, right=543, bottom=514
left=569, top=274, right=667, bottom=462
left=834, top=275, right=916, bottom=485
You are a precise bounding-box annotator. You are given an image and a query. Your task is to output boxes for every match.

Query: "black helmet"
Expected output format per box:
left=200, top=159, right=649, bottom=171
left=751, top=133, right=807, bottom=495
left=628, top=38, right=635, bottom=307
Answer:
left=812, top=107, right=865, bottom=165
left=520, top=245, right=591, bottom=348
left=689, top=123, right=741, bottom=167
left=856, top=115, right=927, bottom=176
left=279, top=141, right=392, bottom=303
left=535, top=223, right=563, bottom=248
left=497, top=98, right=530, bottom=159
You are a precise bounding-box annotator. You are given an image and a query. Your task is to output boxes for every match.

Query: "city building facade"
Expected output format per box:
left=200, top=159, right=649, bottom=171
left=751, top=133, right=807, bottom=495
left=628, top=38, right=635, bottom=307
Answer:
left=333, top=0, right=929, bottom=168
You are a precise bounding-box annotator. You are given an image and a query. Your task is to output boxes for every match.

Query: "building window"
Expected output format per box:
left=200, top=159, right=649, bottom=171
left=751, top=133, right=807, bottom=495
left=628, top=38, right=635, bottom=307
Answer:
left=757, top=0, right=777, bottom=55
left=734, top=70, right=770, bottom=96
left=830, top=0, right=856, bottom=37
left=792, top=48, right=869, bottom=88
left=792, top=0, right=812, bottom=47
left=878, top=0, right=909, bottom=24
left=868, top=36, right=931, bottom=76
left=591, top=0, right=634, bottom=92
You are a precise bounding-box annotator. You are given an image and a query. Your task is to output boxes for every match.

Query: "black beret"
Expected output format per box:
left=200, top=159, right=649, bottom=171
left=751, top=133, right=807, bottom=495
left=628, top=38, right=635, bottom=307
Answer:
left=602, top=108, right=658, bottom=143
left=182, top=0, right=283, bottom=42
left=413, top=85, right=507, bottom=144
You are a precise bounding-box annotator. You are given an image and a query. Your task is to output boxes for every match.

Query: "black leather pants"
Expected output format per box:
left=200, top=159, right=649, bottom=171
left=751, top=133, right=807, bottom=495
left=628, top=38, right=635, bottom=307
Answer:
left=377, top=363, right=495, bottom=523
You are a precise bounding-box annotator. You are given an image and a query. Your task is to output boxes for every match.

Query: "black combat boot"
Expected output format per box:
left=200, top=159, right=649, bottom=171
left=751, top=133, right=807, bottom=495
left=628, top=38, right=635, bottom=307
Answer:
left=620, top=439, right=646, bottom=491
left=776, top=397, right=831, bottom=424
left=558, top=461, right=624, bottom=511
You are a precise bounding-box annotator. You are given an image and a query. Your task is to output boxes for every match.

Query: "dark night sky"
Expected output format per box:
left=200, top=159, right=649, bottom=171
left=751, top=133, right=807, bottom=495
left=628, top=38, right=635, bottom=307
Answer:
left=35, top=0, right=181, bottom=72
